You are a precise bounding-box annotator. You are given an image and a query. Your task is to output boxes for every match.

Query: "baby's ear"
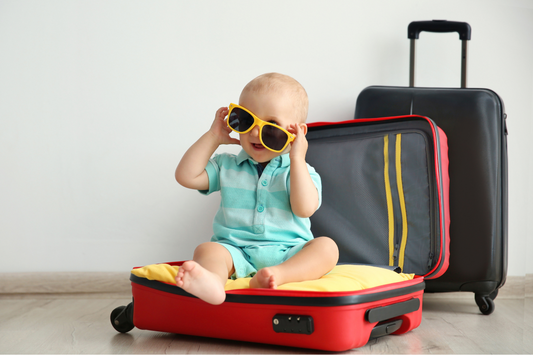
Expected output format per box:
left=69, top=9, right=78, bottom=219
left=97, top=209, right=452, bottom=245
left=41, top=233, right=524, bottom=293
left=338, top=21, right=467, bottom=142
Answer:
left=301, top=123, right=308, bottom=136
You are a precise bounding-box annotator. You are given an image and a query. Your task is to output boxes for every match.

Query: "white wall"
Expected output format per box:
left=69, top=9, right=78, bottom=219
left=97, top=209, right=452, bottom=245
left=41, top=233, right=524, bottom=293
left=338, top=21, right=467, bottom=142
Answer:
left=1, top=0, right=531, bottom=275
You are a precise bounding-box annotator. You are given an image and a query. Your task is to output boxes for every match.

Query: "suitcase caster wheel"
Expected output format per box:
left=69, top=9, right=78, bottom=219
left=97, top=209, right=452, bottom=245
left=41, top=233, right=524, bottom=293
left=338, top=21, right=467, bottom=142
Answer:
left=475, top=294, right=495, bottom=315
left=110, top=303, right=134, bottom=333
left=489, top=289, right=498, bottom=301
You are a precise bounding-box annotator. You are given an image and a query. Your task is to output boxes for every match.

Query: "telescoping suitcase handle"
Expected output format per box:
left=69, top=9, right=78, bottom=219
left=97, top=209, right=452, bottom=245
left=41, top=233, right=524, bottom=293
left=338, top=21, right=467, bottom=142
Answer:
left=408, top=20, right=472, bottom=88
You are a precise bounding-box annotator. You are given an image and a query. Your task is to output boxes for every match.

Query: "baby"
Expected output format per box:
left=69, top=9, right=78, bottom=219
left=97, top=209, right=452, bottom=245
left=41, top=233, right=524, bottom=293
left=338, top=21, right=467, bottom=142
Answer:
left=175, top=73, right=339, bottom=304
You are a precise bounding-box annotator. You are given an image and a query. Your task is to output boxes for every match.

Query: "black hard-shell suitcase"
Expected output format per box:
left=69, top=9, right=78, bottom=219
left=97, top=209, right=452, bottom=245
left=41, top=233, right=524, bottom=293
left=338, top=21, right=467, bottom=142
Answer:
left=353, top=21, right=508, bottom=315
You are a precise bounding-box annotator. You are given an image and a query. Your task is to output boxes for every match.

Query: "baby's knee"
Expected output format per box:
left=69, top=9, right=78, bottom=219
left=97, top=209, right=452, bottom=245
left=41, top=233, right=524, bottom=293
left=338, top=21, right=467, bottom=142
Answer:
left=309, top=236, right=335, bottom=247
left=193, top=242, right=231, bottom=260
left=193, top=242, right=219, bottom=256
left=314, top=237, right=339, bottom=258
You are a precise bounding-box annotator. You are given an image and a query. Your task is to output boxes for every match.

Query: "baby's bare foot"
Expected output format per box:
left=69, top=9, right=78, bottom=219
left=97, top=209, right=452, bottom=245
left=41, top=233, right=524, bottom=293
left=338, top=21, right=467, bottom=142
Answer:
left=249, top=267, right=277, bottom=289
left=175, top=261, right=226, bottom=305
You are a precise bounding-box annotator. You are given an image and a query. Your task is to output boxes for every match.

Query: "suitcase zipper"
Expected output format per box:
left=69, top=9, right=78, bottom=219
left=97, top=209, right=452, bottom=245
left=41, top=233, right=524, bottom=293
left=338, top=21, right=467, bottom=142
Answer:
left=424, top=119, right=447, bottom=279
left=395, top=134, right=408, bottom=271
left=393, top=244, right=400, bottom=266
left=427, top=252, right=435, bottom=270
left=385, top=133, right=409, bottom=271
left=384, top=135, right=395, bottom=267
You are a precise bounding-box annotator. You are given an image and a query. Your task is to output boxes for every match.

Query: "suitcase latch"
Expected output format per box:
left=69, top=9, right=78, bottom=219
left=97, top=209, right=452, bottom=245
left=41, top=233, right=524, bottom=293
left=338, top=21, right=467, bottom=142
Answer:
left=272, top=314, right=314, bottom=335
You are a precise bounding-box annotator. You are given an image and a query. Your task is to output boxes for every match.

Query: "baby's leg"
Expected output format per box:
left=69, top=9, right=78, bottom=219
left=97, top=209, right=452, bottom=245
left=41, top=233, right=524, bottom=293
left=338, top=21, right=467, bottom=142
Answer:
left=175, top=242, right=234, bottom=305
left=249, top=237, right=339, bottom=289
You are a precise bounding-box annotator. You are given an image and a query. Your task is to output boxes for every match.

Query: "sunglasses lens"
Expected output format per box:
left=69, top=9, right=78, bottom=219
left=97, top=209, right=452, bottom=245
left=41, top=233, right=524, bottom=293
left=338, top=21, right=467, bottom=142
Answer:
left=262, top=125, right=289, bottom=151
left=228, top=107, right=254, bottom=132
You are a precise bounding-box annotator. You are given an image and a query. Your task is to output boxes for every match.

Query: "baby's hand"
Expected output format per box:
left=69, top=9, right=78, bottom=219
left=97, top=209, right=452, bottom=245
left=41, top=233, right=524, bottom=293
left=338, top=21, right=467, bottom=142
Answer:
left=288, top=123, right=308, bottom=161
left=209, top=107, right=241, bottom=146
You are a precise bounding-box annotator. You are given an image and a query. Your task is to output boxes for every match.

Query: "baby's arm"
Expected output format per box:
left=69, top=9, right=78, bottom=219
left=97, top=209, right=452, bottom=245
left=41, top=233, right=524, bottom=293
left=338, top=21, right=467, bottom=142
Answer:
left=175, top=107, right=240, bottom=190
left=288, top=123, right=319, bottom=218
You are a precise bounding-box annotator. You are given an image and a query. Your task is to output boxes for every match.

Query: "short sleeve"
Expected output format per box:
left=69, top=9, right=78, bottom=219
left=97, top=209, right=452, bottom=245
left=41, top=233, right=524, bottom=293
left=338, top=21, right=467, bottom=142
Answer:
left=199, top=156, right=221, bottom=195
left=308, top=164, right=323, bottom=209
left=287, top=163, right=322, bottom=210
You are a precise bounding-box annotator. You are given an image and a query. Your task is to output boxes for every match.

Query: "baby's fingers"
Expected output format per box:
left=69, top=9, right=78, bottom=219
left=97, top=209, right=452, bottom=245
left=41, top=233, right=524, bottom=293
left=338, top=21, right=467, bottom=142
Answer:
left=287, top=123, right=300, bottom=136
left=216, top=106, right=229, bottom=120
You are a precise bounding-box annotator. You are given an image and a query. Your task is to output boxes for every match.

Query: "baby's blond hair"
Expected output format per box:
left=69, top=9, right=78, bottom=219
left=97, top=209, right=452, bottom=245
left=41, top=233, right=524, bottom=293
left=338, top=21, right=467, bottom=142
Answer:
left=241, top=73, right=309, bottom=123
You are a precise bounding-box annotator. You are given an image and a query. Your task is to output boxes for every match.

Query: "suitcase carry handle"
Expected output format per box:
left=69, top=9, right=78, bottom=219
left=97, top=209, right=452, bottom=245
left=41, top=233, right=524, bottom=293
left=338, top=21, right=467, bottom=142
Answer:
left=408, top=20, right=471, bottom=88
left=365, top=298, right=420, bottom=323
left=408, top=20, right=471, bottom=40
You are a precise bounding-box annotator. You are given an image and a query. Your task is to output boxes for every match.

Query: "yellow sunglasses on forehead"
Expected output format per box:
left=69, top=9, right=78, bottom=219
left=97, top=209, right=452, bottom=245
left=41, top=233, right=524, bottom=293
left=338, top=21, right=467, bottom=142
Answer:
left=227, top=103, right=295, bottom=153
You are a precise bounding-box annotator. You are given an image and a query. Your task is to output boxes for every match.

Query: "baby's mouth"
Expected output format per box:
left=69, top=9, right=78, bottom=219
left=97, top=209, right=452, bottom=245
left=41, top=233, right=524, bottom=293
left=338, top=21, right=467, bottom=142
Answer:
left=252, top=143, right=265, bottom=150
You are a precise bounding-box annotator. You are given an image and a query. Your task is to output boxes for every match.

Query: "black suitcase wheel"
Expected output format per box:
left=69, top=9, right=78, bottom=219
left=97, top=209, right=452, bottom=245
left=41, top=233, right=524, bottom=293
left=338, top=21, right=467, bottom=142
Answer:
left=110, top=303, right=134, bottom=333
left=489, top=289, right=499, bottom=301
left=475, top=294, right=495, bottom=315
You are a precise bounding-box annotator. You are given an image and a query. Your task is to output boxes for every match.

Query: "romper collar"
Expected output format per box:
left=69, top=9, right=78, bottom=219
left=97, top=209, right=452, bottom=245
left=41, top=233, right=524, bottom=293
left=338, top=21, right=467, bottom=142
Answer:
left=236, top=149, right=291, bottom=168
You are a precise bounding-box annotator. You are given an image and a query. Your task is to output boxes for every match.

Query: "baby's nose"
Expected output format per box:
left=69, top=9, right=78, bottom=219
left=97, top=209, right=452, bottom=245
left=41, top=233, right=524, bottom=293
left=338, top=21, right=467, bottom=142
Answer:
left=250, top=125, right=260, bottom=137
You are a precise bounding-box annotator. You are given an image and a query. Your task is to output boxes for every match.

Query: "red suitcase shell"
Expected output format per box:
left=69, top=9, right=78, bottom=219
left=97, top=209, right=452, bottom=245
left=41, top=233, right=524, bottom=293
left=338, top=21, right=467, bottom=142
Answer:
left=129, top=262, right=424, bottom=352
left=111, top=114, right=449, bottom=351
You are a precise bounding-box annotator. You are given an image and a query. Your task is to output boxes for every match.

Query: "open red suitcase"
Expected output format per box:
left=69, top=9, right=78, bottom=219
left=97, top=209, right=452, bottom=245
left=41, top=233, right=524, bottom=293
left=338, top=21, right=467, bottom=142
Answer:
left=111, top=114, right=449, bottom=351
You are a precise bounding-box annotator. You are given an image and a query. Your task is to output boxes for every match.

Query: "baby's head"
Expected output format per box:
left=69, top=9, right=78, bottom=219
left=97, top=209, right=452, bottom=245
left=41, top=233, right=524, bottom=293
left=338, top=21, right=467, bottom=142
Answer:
left=236, top=73, right=309, bottom=163
left=239, top=73, right=309, bottom=124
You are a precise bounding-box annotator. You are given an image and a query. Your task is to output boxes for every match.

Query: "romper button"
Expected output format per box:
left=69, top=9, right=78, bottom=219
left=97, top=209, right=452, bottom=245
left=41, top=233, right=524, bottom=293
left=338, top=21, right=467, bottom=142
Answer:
left=261, top=180, right=268, bottom=186
left=257, top=205, right=265, bottom=213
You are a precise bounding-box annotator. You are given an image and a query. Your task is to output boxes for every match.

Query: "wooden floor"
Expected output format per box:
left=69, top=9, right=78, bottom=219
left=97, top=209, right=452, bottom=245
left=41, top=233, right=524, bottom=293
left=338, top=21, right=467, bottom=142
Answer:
left=0, top=277, right=531, bottom=354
